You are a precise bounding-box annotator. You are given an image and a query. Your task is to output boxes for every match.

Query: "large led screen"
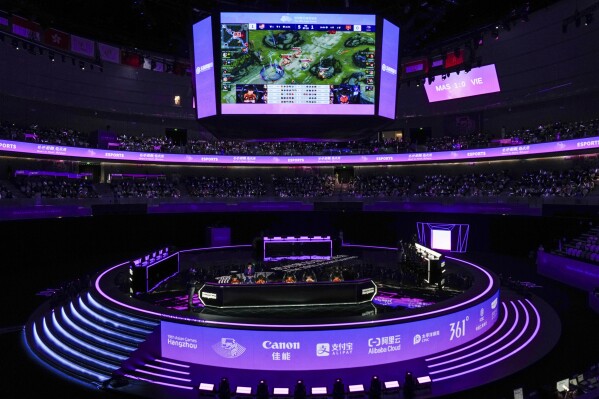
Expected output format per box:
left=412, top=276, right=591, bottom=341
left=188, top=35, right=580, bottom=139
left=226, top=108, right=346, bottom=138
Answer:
left=218, top=12, right=376, bottom=115
left=161, top=291, right=499, bottom=371
left=192, top=16, right=217, bottom=118
left=378, top=19, right=399, bottom=119
left=424, top=64, right=501, bottom=103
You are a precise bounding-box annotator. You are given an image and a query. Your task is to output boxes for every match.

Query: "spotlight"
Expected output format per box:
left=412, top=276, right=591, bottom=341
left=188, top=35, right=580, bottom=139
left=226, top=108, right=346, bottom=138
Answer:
left=49, top=52, right=55, bottom=62
left=585, top=13, right=593, bottom=26
left=257, top=380, right=269, bottom=399
left=218, top=377, right=231, bottom=399
left=12, top=39, right=19, bottom=50
left=332, top=378, right=345, bottom=399
left=79, top=61, right=85, bottom=70
left=403, top=372, right=415, bottom=399
left=369, top=376, right=382, bottom=399
left=294, top=380, right=306, bottom=399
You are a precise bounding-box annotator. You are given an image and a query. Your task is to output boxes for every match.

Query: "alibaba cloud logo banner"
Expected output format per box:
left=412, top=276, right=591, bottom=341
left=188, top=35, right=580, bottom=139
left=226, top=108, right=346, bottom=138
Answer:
left=212, top=338, right=247, bottom=358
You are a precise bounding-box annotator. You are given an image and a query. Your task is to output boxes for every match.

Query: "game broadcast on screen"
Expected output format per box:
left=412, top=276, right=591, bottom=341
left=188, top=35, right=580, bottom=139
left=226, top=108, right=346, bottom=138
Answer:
left=192, top=12, right=400, bottom=118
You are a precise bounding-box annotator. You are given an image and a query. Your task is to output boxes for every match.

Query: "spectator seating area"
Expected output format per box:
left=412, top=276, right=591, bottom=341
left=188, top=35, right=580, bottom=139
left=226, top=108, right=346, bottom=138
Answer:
left=0, top=121, right=90, bottom=148
left=0, top=182, right=14, bottom=199
left=508, top=168, right=597, bottom=197
left=12, top=170, right=99, bottom=199
left=185, top=176, right=267, bottom=198
left=109, top=174, right=181, bottom=199
left=1, top=117, right=598, bottom=157
left=2, top=163, right=599, bottom=202
left=346, top=174, right=412, bottom=197
left=272, top=175, right=336, bottom=198
left=414, top=171, right=510, bottom=197
left=558, top=225, right=599, bottom=264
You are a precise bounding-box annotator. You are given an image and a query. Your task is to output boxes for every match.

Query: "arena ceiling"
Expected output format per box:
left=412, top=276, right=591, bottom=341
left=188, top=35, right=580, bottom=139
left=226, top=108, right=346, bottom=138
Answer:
left=3, top=0, right=560, bottom=59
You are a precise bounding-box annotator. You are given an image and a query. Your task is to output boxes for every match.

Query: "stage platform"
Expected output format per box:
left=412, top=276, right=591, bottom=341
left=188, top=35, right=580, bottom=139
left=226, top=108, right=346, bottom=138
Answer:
left=23, top=244, right=560, bottom=399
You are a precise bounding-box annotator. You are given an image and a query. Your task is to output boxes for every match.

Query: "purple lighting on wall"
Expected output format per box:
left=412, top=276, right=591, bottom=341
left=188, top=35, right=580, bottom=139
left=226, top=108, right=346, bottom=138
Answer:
left=2, top=136, right=598, bottom=165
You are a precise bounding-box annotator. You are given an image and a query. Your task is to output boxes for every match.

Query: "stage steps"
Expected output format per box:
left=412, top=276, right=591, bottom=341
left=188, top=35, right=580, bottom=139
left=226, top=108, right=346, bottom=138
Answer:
left=121, top=357, right=196, bottom=392
left=425, top=298, right=541, bottom=384
left=25, top=289, right=160, bottom=387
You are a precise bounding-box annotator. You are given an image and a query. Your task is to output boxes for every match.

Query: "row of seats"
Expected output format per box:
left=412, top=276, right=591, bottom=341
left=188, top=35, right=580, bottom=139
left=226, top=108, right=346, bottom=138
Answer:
left=565, top=247, right=599, bottom=262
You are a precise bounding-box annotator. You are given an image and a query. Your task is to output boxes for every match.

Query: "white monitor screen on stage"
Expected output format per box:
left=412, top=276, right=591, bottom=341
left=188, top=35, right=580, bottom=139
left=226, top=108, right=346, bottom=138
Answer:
left=431, top=229, right=451, bottom=251
left=556, top=379, right=569, bottom=392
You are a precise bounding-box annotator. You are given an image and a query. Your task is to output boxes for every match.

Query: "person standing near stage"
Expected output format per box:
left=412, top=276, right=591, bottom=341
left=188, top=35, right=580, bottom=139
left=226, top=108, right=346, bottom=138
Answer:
left=244, top=262, right=255, bottom=283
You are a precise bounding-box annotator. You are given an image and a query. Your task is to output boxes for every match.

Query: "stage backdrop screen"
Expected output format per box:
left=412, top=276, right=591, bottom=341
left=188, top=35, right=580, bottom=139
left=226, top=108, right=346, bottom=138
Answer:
left=378, top=19, right=399, bottom=119
left=218, top=12, right=376, bottom=115
left=192, top=16, right=217, bottom=118
left=424, top=64, right=501, bottom=103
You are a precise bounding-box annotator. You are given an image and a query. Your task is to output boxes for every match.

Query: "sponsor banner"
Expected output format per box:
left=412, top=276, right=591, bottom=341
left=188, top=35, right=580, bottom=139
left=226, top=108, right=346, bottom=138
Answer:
left=98, top=42, right=120, bottom=63
left=71, top=34, right=95, bottom=57
left=0, top=137, right=598, bottom=165
left=160, top=291, right=498, bottom=371
left=122, top=51, right=143, bottom=68
left=11, top=15, right=41, bottom=41
left=43, top=28, right=70, bottom=51
left=0, top=10, right=9, bottom=29
left=153, top=61, right=165, bottom=72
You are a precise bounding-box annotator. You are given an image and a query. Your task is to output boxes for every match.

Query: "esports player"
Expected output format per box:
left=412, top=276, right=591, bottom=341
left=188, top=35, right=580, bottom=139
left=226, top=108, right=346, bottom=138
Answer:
left=218, top=377, right=231, bottom=399
left=229, top=274, right=241, bottom=284
left=284, top=272, right=297, bottom=283
left=330, top=267, right=344, bottom=282
left=243, top=86, right=257, bottom=103
left=186, top=267, right=199, bottom=310
left=303, top=271, right=317, bottom=283
left=244, top=262, right=255, bottom=283
left=255, top=274, right=267, bottom=284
